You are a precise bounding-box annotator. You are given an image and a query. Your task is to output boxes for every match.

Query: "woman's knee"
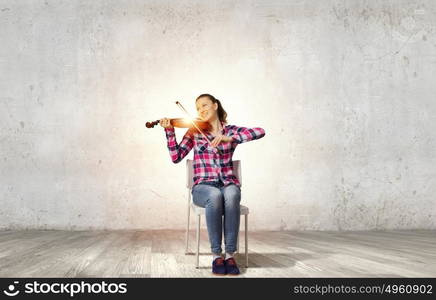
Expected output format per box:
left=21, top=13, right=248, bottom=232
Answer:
left=192, top=184, right=223, bottom=209
left=206, top=189, right=224, bottom=210
left=223, top=185, right=241, bottom=207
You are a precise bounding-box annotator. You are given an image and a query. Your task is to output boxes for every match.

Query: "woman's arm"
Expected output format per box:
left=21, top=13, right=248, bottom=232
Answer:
left=230, top=125, right=266, bottom=144
left=164, top=127, right=194, bottom=163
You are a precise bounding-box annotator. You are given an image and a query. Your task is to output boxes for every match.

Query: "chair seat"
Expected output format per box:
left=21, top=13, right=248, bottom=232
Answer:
left=191, top=203, right=249, bottom=215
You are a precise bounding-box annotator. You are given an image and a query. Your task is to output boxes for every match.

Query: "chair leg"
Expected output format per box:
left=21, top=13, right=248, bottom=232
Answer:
left=196, top=215, right=200, bottom=268
left=185, top=191, right=191, bottom=254
left=245, top=214, right=248, bottom=268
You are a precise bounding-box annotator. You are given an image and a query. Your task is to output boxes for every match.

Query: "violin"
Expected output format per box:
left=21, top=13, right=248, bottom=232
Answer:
left=145, top=118, right=210, bottom=131
left=146, top=101, right=222, bottom=155
left=146, top=115, right=223, bottom=154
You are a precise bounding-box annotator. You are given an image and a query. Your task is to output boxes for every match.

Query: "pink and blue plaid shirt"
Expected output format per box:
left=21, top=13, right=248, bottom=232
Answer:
left=164, top=122, right=265, bottom=187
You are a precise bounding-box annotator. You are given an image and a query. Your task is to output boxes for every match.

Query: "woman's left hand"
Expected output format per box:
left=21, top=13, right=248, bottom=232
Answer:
left=210, top=134, right=233, bottom=148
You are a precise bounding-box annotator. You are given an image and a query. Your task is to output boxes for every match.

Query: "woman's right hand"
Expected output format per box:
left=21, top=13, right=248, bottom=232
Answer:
left=159, top=117, right=174, bottom=129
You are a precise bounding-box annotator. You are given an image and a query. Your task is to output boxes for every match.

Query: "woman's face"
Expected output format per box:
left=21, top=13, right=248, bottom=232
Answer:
left=196, top=97, right=218, bottom=122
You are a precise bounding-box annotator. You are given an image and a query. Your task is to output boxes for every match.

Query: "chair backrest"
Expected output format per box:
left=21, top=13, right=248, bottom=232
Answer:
left=186, top=159, right=241, bottom=189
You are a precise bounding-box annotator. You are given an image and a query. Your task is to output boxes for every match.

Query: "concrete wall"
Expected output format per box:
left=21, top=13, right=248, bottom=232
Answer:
left=1, top=0, right=435, bottom=230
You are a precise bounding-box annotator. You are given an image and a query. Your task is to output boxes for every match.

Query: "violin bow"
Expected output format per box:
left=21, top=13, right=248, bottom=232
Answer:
left=175, top=101, right=222, bottom=155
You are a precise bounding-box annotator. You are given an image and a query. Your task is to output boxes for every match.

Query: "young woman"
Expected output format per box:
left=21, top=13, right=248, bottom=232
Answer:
left=160, top=94, right=265, bottom=275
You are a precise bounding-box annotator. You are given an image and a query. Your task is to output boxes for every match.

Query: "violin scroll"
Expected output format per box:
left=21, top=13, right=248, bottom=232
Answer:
left=145, top=120, right=160, bottom=128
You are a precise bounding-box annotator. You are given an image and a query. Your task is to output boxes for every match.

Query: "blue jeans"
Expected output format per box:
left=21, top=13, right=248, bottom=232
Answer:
left=192, top=182, right=241, bottom=254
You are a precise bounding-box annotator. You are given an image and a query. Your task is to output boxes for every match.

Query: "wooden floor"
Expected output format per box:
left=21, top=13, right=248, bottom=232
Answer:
left=0, top=230, right=435, bottom=277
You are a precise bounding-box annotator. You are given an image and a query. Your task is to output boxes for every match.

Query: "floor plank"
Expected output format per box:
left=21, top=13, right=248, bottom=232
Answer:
left=0, top=230, right=434, bottom=277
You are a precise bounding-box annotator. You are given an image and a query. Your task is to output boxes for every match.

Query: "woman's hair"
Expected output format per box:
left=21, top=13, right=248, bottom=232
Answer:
left=195, top=94, right=228, bottom=124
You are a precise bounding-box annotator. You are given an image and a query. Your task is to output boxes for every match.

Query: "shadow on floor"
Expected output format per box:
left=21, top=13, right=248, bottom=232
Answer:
left=186, top=251, right=322, bottom=269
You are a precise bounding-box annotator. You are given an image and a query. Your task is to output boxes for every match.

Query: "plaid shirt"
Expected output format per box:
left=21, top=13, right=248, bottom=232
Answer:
left=164, top=122, right=265, bottom=187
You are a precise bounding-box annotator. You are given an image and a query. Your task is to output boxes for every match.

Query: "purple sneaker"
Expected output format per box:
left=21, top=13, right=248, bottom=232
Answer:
left=225, top=257, right=240, bottom=275
left=212, top=257, right=226, bottom=276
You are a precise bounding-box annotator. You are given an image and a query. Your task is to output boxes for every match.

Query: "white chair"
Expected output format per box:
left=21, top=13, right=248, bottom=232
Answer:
left=185, top=159, right=249, bottom=268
